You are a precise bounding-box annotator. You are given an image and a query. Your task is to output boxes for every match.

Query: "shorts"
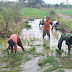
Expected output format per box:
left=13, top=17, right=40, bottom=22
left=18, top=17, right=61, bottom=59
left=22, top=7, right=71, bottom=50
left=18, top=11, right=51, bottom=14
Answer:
left=17, top=39, right=22, bottom=47
left=43, top=30, right=50, bottom=37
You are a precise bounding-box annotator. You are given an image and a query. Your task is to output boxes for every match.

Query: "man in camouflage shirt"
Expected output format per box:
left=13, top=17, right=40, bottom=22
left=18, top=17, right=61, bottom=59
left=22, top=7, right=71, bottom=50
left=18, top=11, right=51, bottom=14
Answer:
left=58, top=33, right=72, bottom=52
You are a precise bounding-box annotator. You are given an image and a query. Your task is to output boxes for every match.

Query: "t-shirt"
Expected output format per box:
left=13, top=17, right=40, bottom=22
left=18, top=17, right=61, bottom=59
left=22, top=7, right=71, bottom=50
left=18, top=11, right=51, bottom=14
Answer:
left=7, top=34, right=19, bottom=52
left=44, top=20, right=50, bottom=31
left=52, top=21, right=57, bottom=26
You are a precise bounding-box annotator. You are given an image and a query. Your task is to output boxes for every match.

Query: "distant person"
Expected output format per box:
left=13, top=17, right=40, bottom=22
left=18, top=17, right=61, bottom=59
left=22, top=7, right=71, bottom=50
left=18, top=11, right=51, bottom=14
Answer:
left=58, top=33, right=72, bottom=52
left=51, top=21, right=59, bottom=30
left=7, top=34, right=25, bottom=54
left=43, top=17, right=52, bottom=38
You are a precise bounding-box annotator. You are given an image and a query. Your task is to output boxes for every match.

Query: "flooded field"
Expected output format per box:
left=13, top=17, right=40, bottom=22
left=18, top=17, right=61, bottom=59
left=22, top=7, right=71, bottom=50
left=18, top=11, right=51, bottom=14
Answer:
left=0, top=19, right=72, bottom=72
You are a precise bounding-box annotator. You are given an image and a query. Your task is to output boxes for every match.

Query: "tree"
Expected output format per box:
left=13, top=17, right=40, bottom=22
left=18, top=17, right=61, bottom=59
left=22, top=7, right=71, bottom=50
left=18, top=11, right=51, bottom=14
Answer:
left=36, top=3, right=41, bottom=9
left=0, top=15, right=6, bottom=30
left=54, top=4, right=59, bottom=8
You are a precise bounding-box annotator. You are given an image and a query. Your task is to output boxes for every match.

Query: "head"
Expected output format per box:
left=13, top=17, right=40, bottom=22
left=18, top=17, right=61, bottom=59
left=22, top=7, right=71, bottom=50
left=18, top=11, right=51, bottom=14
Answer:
left=56, top=22, right=59, bottom=25
left=8, top=39, right=13, bottom=46
left=46, top=17, right=49, bottom=21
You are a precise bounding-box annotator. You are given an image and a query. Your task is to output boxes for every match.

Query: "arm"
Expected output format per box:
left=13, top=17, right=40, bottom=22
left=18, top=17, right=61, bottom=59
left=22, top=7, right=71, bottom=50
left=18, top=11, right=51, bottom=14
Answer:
left=50, top=22, right=52, bottom=25
left=7, top=45, right=11, bottom=50
left=14, top=44, right=17, bottom=54
left=58, top=38, right=63, bottom=50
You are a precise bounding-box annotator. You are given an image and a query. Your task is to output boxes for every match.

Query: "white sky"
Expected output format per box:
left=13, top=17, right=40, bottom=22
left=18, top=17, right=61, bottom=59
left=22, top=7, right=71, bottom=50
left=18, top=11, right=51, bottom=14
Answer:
left=42, top=0, right=72, bottom=4
left=1, top=0, right=72, bottom=5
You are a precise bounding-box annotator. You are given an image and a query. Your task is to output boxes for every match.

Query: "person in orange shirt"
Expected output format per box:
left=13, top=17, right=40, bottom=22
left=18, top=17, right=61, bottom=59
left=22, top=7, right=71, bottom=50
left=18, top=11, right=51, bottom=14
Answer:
left=43, top=17, right=52, bottom=38
left=7, top=34, right=25, bottom=54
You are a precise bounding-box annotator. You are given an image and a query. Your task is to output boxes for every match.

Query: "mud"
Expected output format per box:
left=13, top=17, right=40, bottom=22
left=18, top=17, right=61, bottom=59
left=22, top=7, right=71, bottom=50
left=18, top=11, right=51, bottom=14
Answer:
left=20, top=19, right=72, bottom=72
left=0, top=19, right=72, bottom=72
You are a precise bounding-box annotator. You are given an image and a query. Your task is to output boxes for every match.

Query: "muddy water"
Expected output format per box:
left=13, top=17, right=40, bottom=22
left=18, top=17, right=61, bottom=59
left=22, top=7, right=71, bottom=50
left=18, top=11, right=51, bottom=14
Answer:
left=21, top=19, right=70, bottom=54
left=20, top=19, right=72, bottom=72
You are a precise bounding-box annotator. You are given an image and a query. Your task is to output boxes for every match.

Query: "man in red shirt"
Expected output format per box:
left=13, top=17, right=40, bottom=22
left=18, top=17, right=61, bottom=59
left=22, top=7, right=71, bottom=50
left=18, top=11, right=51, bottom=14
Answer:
left=43, top=17, right=52, bottom=38
left=7, top=34, right=25, bottom=54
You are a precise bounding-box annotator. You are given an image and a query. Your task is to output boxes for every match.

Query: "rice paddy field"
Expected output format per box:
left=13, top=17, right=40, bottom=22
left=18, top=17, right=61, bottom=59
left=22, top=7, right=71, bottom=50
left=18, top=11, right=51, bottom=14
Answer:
left=20, top=8, right=49, bottom=18
left=55, top=9, right=72, bottom=16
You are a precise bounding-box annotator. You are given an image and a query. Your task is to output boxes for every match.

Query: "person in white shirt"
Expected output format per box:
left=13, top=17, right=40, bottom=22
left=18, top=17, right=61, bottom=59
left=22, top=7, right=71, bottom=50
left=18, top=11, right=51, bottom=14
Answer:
left=51, top=21, right=59, bottom=30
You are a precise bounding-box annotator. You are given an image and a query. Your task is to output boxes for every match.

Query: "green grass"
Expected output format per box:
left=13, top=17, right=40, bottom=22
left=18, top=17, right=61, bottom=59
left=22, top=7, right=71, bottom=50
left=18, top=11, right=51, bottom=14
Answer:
left=55, top=9, right=72, bottom=16
left=55, top=49, right=64, bottom=54
left=24, top=20, right=29, bottom=23
left=55, top=15, right=72, bottom=31
left=29, top=47, right=36, bottom=51
left=0, top=49, right=41, bottom=72
left=25, top=24, right=31, bottom=28
left=43, top=43, right=50, bottom=49
left=38, top=56, right=63, bottom=72
left=20, top=8, right=48, bottom=18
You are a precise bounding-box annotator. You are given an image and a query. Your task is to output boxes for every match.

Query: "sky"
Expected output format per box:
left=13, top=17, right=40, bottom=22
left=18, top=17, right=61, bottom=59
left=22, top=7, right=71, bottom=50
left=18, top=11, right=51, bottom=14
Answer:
left=42, top=0, right=72, bottom=4
left=1, top=0, right=72, bottom=5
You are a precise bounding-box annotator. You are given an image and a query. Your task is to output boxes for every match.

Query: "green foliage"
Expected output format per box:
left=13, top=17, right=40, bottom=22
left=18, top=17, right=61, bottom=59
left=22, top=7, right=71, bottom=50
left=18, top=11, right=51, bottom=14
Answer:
left=43, top=43, right=46, bottom=47
left=55, top=9, right=72, bottom=16
left=43, top=43, right=50, bottom=49
left=29, top=18, right=34, bottom=21
left=24, top=21, right=29, bottom=23
left=36, top=3, right=41, bottom=9
left=38, top=56, right=64, bottom=72
left=29, top=47, right=36, bottom=51
left=20, top=8, right=49, bottom=18
left=0, top=15, right=6, bottom=30
left=25, top=24, right=31, bottom=28
left=55, top=49, right=64, bottom=54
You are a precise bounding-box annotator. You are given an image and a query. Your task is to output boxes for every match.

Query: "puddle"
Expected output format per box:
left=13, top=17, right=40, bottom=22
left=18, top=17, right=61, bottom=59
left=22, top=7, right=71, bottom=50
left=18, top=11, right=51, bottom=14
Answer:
left=21, top=19, right=70, bottom=55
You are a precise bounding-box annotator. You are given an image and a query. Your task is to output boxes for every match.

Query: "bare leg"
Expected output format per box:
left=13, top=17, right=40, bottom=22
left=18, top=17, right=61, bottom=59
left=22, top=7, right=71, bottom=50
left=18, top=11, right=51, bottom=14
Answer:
left=43, top=30, right=46, bottom=39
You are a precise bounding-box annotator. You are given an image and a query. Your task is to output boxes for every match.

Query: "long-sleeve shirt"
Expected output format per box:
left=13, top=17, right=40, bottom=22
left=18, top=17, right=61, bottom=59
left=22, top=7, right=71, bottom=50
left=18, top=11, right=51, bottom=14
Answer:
left=58, top=33, right=72, bottom=47
left=8, top=34, right=20, bottom=53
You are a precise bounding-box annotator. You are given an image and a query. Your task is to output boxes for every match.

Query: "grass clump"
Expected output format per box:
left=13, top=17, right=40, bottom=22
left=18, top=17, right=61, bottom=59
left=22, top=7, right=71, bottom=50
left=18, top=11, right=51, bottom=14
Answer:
left=29, top=47, right=36, bottom=51
left=25, top=24, right=31, bottom=28
left=55, top=49, right=64, bottom=54
left=24, top=21, right=29, bottom=23
left=38, top=56, right=63, bottom=72
left=43, top=43, right=50, bottom=49
left=29, top=18, right=34, bottom=21
left=43, top=43, right=46, bottom=47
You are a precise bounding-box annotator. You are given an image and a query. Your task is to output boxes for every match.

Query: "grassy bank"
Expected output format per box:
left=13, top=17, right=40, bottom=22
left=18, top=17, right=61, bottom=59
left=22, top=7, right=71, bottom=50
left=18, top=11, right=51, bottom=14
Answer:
left=49, top=9, right=72, bottom=32
left=55, top=9, right=72, bottom=16
left=20, top=8, right=49, bottom=18
left=55, top=14, right=72, bottom=32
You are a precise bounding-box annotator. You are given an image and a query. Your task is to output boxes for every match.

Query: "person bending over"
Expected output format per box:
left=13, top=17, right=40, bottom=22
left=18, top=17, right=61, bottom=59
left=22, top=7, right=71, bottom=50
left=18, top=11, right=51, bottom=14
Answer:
left=7, top=34, right=25, bottom=54
left=58, top=33, right=72, bottom=52
left=51, top=21, right=59, bottom=30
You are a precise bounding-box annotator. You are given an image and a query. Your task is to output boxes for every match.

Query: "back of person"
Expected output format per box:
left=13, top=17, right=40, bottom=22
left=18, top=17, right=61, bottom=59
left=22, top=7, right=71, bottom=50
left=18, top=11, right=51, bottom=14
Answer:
left=53, top=21, right=57, bottom=26
left=8, top=34, right=19, bottom=44
left=44, top=20, right=50, bottom=31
